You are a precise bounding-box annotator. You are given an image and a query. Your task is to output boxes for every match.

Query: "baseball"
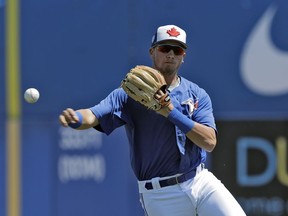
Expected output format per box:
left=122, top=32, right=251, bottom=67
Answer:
left=24, top=88, right=40, bottom=103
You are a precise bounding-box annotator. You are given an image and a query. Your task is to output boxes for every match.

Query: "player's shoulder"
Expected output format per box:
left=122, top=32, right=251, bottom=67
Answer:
left=179, top=76, right=207, bottom=95
left=110, top=87, right=127, bottom=97
left=105, top=88, right=129, bottom=103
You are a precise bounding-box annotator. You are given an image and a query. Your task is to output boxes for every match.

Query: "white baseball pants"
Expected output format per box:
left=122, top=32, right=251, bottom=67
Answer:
left=138, top=167, right=246, bottom=216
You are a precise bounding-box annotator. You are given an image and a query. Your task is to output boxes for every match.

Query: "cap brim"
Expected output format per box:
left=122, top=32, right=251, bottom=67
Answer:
left=152, top=39, right=187, bottom=49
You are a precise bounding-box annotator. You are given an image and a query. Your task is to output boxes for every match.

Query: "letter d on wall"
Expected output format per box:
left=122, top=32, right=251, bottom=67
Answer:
left=237, top=137, right=276, bottom=186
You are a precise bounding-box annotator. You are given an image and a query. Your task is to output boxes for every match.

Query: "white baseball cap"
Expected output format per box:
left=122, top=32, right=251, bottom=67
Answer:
left=151, top=25, right=187, bottom=49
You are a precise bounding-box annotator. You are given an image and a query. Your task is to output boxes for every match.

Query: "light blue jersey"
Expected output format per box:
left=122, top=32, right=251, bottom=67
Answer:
left=90, top=76, right=216, bottom=181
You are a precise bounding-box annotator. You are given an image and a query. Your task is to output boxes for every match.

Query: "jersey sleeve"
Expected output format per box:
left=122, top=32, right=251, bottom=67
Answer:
left=89, top=88, right=128, bottom=135
left=193, top=88, right=217, bottom=132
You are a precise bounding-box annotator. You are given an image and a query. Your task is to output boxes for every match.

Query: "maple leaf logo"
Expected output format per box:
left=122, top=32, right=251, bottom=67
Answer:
left=167, top=27, right=180, bottom=37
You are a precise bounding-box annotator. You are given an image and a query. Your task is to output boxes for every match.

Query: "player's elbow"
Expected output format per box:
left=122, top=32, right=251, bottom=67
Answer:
left=205, top=128, right=217, bottom=152
left=200, top=128, right=217, bottom=152
left=205, top=138, right=217, bottom=152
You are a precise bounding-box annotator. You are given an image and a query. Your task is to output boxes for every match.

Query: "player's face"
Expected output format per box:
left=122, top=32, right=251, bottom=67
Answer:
left=150, top=42, right=186, bottom=76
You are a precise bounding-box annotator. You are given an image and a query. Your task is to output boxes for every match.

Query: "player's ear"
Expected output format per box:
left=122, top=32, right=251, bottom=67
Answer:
left=149, top=47, right=154, bottom=60
left=182, top=53, right=186, bottom=63
left=149, top=47, right=154, bottom=56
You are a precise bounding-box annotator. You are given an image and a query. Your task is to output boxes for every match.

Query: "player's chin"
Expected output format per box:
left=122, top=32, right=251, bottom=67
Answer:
left=163, top=64, right=179, bottom=74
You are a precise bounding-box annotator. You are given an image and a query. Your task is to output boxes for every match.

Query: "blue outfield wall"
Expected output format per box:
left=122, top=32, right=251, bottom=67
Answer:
left=1, top=0, right=288, bottom=215
left=20, top=117, right=142, bottom=216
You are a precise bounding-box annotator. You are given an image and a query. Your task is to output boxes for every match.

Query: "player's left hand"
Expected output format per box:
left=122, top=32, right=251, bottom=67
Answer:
left=121, top=65, right=172, bottom=111
left=154, top=89, right=174, bottom=117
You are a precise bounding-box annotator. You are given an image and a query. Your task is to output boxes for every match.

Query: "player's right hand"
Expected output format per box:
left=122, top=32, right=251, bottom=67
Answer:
left=59, top=108, right=80, bottom=127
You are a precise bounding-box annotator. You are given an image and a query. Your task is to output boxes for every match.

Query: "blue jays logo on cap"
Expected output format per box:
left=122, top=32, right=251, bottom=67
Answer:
left=151, top=25, right=188, bottom=49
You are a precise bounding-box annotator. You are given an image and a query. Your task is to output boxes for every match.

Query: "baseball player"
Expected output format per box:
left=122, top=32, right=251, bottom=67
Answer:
left=59, top=25, right=246, bottom=216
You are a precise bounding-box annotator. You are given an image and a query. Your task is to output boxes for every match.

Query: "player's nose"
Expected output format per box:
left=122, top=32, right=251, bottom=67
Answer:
left=166, top=50, right=176, bottom=58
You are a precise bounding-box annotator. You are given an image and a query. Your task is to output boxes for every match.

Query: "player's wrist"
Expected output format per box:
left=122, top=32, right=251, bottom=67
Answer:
left=167, top=108, right=195, bottom=134
left=68, top=111, right=83, bottom=129
left=167, top=103, right=174, bottom=112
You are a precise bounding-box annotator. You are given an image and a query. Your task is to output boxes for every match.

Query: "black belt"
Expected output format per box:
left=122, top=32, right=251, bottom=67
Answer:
left=145, top=166, right=201, bottom=190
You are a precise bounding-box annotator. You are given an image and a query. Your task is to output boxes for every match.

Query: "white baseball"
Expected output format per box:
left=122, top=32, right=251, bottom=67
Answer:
left=24, top=88, right=40, bottom=103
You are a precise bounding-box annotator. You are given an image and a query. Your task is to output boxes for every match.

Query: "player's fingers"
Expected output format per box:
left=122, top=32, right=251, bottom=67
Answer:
left=66, top=108, right=80, bottom=122
left=59, top=108, right=77, bottom=126
left=65, top=108, right=75, bottom=116
left=64, top=108, right=81, bottom=123
left=154, top=89, right=165, bottom=99
left=59, top=114, right=69, bottom=127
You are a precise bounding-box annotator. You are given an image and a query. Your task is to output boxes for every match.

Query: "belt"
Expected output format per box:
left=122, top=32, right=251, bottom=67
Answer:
left=144, top=166, right=201, bottom=190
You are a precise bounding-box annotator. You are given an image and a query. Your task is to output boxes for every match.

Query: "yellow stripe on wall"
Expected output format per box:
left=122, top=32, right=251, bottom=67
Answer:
left=6, top=0, right=21, bottom=117
left=5, top=0, right=21, bottom=215
left=6, top=121, right=21, bottom=216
